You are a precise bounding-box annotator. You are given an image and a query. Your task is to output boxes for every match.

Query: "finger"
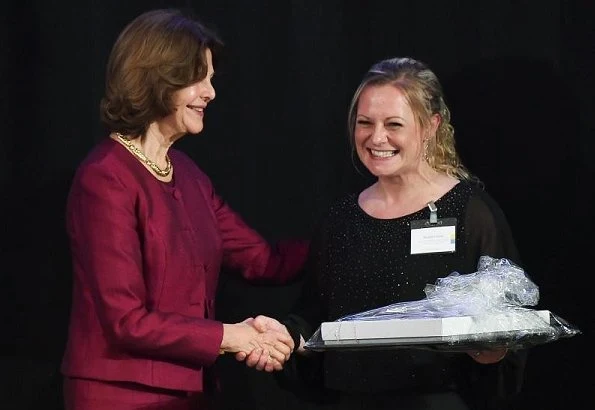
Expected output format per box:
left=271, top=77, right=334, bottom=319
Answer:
left=255, top=315, right=286, bottom=333
left=252, top=316, right=270, bottom=332
left=270, top=348, right=291, bottom=363
left=263, top=355, right=283, bottom=372
left=468, top=349, right=507, bottom=364
left=245, top=348, right=263, bottom=367
left=265, top=338, right=290, bottom=361
left=271, top=358, right=284, bottom=372
left=272, top=336, right=293, bottom=356
left=263, top=330, right=293, bottom=351
left=235, top=351, right=247, bottom=362
left=255, top=350, right=270, bottom=371
left=492, top=347, right=508, bottom=355
left=274, top=330, right=294, bottom=349
left=264, top=358, right=277, bottom=373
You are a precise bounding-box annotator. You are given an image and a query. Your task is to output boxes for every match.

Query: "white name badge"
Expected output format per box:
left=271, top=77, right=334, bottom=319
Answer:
left=410, top=217, right=457, bottom=254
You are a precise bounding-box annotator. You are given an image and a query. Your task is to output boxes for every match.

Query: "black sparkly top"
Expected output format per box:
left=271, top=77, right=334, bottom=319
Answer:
left=284, top=181, right=526, bottom=407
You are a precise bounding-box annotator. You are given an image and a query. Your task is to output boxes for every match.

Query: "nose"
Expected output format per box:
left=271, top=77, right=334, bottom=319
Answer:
left=371, top=125, right=387, bottom=144
left=202, top=79, right=216, bottom=103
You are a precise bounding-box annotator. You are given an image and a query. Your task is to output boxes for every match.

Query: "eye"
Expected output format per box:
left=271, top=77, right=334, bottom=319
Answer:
left=386, top=121, right=402, bottom=128
left=356, top=119, right=371, bottom=126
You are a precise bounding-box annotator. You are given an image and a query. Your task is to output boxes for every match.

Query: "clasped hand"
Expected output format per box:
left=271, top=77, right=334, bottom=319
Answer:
left=221, top=316, right=293, bottom=372
left=466, top=347, right=508, bottom=364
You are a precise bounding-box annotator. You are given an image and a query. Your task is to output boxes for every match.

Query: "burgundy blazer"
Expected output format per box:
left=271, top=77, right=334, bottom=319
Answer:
left=61, top=139, right=308, bottom=392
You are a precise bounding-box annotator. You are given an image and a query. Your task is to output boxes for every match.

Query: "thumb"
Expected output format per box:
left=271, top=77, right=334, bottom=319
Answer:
left=252, top=316, right=270, bottom=332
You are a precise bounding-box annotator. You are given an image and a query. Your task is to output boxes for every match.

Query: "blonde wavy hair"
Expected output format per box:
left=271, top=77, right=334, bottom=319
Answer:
left=347, top=57, right=473, bottom=181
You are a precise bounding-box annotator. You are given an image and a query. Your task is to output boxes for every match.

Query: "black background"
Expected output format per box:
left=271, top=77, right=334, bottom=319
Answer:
left=1, top=1, right=593, bottom=409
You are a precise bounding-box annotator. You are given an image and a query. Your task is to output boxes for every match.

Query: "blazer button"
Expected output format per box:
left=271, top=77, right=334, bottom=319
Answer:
left=172, top=189, right=181, bottom=200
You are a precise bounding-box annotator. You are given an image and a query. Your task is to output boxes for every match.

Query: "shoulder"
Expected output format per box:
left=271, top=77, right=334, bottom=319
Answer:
left=326, top=192, right=358, bottom=219
left=463, top=182, right=506, bottom=219
left=458, top=181, right=521, bottom=265
left=458, top=181, right=512, bottom=235
left=67, top=140, right=135, bottom=210
left=73, top=139, right=127, bottom=187
left=311, top=192, right=358, bottom=236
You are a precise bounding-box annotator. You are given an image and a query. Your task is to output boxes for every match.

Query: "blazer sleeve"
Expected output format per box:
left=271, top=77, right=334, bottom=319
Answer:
left=67, top=163, right=223, bottom=367
left=197, top=172, right=309, bottom=284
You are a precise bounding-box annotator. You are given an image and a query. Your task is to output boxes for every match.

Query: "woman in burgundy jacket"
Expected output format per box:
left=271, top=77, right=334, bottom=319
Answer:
left=61, top=8, right=308, bottom=410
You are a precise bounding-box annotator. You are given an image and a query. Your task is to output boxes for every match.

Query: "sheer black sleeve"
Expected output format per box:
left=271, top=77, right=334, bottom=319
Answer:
left=463, top=189, right=521, bottom=268
left=274, top=212, right=334, bottom=401
left=282, top=211, right=330, bottom=347
left=460, top=187, right=527, bottom=410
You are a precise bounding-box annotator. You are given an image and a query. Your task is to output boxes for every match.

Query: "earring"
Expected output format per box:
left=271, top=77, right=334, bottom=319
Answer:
left=423, top=139, right=429, bottom=162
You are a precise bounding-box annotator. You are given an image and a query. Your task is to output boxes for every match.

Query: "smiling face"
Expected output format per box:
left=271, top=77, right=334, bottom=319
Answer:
left=161, top=48, right=216, bottom=136
left=354, top=83, right=433, bottom=179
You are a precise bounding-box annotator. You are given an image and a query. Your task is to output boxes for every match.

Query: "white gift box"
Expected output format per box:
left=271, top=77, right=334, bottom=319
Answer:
left=319, top=310, right=552, bottom=346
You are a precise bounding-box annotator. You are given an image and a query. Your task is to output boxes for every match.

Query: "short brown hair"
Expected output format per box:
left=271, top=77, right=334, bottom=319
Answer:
left=100, top=8, right=223, bottom=137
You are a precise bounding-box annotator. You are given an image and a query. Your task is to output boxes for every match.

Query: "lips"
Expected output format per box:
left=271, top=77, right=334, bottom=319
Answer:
left=369, top=148, right=397, bottom=158
left=187, top=104, right=205, bottom=114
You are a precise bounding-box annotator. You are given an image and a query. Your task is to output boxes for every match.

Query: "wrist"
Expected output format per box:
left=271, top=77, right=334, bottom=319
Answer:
left=220, top=323, right=237, bottom=353
left=286, top=325, right=302, bottom=353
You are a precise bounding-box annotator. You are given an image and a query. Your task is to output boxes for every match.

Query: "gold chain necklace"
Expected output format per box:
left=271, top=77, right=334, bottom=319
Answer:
left=115, top=133, right=172, bottom=177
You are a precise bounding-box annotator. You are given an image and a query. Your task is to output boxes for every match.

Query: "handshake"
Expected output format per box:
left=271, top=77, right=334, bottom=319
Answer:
left=218, top=315, right=510, bottom=371
left=220, top=315, right=301, bottom=372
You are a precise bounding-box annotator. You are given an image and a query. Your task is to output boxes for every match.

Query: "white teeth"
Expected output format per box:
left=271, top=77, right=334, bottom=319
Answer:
left=370, top=149, right=396, bottom=158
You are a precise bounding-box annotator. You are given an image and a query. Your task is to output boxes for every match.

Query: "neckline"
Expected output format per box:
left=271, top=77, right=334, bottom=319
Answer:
left=109, top=137, right=175, bottom=185
left=353, top=181, right=462, bottom=222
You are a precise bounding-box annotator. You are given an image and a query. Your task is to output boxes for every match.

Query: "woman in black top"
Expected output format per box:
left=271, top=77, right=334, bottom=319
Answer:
left=239, top=57, right=526, bottom=410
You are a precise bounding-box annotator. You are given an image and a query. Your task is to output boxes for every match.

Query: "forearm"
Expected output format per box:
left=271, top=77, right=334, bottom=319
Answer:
left=105, top=306, right=223, bottom=366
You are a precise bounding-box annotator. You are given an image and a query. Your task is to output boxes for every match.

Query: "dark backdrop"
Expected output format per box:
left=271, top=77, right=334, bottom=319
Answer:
left=1, top=1, right=592, bottom=409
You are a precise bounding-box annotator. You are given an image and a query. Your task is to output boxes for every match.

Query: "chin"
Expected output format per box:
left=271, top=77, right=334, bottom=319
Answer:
left=363, top=161, right=388, bottom=173
left=186, top=125, right=204, bottom=135
left=367, top=165, right=399, bottom=178
left=182, top=117, right=204, bottom=134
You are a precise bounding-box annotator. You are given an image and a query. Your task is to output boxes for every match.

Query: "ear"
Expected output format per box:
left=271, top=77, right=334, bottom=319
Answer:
left=428, top=113, right=440, bottom=137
